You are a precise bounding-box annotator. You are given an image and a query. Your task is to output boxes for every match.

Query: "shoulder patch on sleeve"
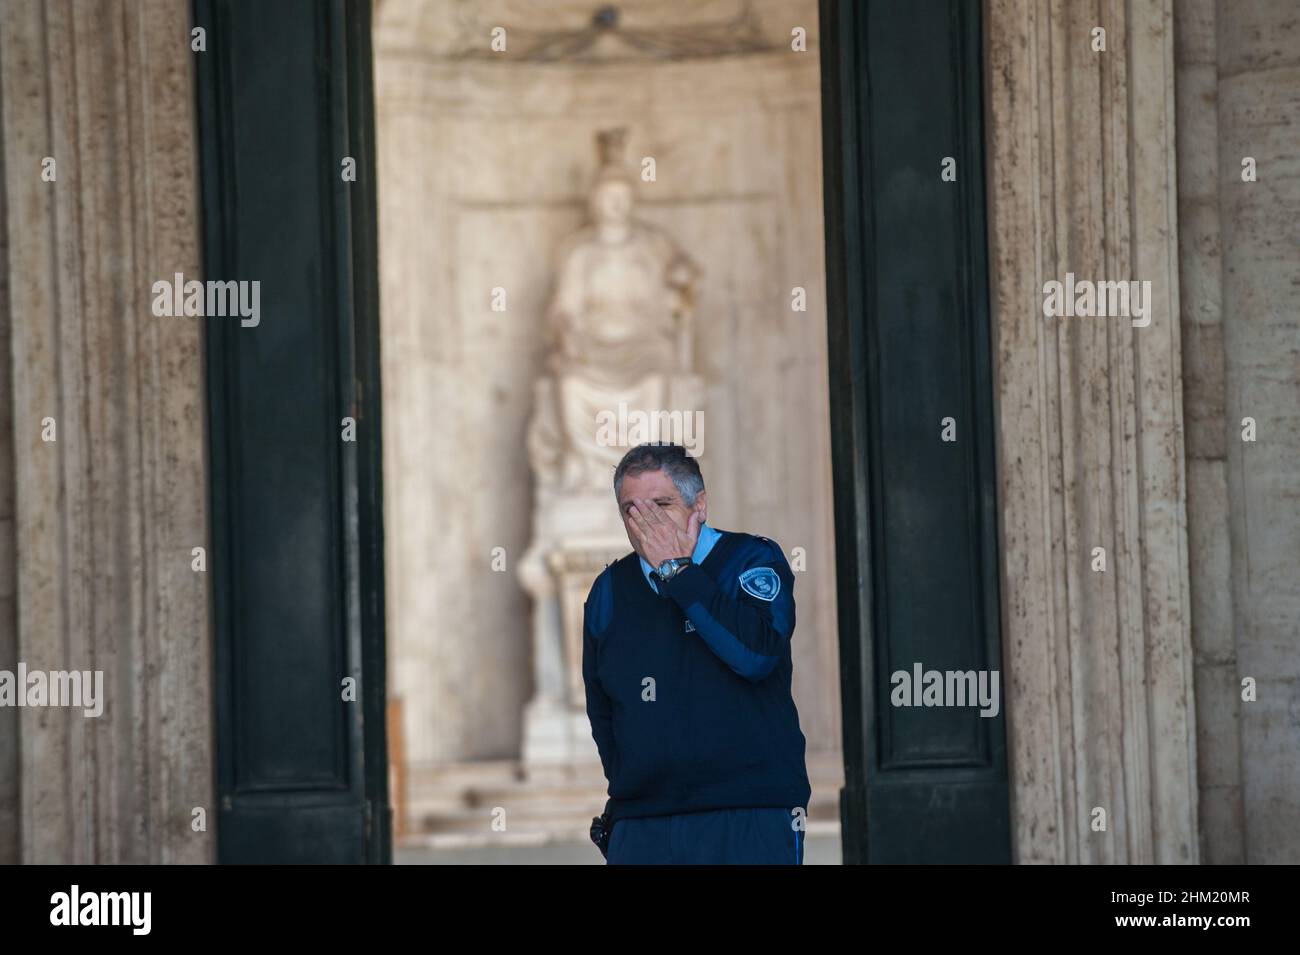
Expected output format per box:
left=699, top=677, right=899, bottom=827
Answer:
left=739, top=566, right=781, bottom=602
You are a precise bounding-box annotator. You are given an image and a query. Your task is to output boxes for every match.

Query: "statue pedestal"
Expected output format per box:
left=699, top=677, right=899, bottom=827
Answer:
left=518, top=373, right=706, bottom=780
left=521, top=699, right=600, bottom=768
left=520, top=536, right=627, bottom=769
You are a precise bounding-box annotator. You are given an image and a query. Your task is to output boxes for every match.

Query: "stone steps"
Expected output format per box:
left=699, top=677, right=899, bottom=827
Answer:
left=399, top=751, right=845, bottom=847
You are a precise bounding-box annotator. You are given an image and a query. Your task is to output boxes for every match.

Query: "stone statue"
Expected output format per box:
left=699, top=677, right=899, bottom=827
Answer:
left=529, top=127, right=702, bottom=493
left=518, top=128, right=705, bottom=773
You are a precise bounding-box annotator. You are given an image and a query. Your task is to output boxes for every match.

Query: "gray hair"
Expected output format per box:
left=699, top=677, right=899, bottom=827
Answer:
left=613, top=443, right=705, bottom=506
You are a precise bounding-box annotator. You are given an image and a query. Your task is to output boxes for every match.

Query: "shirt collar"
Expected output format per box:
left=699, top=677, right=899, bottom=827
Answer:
left=639, top=521, right=722, bottom=593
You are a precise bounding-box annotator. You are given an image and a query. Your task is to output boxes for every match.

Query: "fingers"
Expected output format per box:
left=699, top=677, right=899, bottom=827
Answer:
left=627, top=501, right=653, bottom=537
left=631, top=499, right=668, bottom=528
left=627, top=517, right=644, bottom=540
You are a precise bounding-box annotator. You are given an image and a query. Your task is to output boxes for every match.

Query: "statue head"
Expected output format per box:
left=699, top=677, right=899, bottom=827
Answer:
left=590, top=127, right=635, bottom=229
left=590, top=178, right=633, bottom=227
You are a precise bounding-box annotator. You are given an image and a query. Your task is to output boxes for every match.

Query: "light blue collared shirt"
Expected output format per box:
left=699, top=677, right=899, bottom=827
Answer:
left=639, top=521, right=722, bottom=594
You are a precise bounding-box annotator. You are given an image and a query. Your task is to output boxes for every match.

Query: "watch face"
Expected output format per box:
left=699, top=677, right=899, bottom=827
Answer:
left=656, top=558, right=689, bottom=582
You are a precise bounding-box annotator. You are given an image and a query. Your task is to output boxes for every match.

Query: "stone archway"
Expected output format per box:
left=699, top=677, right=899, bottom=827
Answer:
left=373, top=0, right=845, bottom=842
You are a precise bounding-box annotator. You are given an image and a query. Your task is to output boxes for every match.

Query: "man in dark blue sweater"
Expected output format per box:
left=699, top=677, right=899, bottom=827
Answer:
left=583, top=442, right=812, bottom=864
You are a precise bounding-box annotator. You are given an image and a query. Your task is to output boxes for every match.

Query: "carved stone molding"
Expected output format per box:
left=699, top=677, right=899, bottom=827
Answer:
left=985, top=0, right=1198, bottom=863
left=377, top=0, right=801, bottom=64
left=451, top=1, right=776, bottom=62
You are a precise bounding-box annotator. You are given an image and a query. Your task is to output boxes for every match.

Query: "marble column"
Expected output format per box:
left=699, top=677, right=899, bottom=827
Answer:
left=985, top=0, right=1199, bottom=863
left=0, top=0, right=212, bottom=863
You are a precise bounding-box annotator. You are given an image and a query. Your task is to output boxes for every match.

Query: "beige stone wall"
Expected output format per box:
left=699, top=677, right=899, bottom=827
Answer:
left=1217, top=0, right=1300, bottom=866
left=0, top=0, right=212, bottom=863
left=1175, top=0, right=1300, bottom=864
left=1174, top=0, right=1244, bottom=865
left=375, top=0, right=841, bottom=769
left=0, top=62, right=15, bottom=863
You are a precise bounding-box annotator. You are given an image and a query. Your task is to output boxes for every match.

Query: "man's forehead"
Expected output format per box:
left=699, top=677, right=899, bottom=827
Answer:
left=618, top=471, right=679, bottom=503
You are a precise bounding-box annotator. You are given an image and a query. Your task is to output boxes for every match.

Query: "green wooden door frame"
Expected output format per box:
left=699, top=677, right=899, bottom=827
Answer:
left=820, top=0, right=1012, bottom=863
left=195, top=0, right=389, bottom=864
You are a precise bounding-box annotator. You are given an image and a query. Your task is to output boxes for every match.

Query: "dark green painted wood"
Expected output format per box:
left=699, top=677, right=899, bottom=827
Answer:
left=344, top=0, right=392, bottom=869
left=195, top=0, right=389, bottom=864
left=820, top=0, right=1011, bottom=863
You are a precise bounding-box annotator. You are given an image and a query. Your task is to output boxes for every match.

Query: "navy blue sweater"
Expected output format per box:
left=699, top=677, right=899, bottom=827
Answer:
left=582, top=528, right=812, bottom=822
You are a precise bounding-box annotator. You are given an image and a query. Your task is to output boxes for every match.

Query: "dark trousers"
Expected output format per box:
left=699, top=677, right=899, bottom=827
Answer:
left=606, top=807, right=804, bottom=864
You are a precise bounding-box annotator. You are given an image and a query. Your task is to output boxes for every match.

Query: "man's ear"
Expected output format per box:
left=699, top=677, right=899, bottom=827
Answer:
left=693, top=490, right=708, bottom=525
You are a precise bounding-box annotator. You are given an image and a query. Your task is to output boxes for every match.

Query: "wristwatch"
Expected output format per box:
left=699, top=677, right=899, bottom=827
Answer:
left=653, top=556, right=693, bottom=585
